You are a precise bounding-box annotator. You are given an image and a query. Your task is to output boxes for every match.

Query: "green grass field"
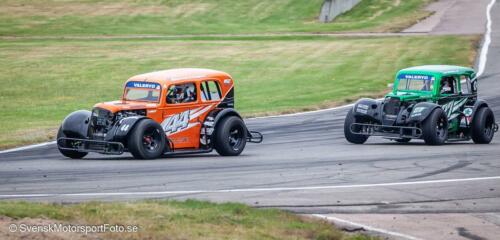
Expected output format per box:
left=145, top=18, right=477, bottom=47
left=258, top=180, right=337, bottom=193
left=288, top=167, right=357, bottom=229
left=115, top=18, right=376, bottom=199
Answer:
left=0, top=200, right=377, bottom=240
left=0, top=36, right=478, bottom=148
left=0, top=0, right=433, bottom=36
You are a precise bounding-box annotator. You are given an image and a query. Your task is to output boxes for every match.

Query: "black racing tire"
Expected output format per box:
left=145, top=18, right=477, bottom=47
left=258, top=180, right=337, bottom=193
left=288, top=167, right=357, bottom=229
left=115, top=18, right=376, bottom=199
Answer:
left=57, top=127, right=88, bottom=159
left=214, top=116, right=247, bottom=156
left=395, top=138, right=411, bottom=143
left=422, top=108, right=448, bottom=145
left=471, top=107, right=495, bottom=144
left=344, top=108, right=369, bottom=144
left=127, top=119, right=166, bottom=159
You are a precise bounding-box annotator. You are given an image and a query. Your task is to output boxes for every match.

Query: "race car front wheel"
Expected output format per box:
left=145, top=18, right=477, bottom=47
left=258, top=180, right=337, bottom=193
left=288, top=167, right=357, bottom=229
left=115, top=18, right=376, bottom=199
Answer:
left=344, top=108, right=369, bottom=144
left=422, top=108, right=448, bottom=145
left=214, top=116, right=247, bottom=156
left=57, top=127, right=88, bottom=159
left=471, top=107, right=495, bottom=144
left=128, top=119, right=166, bottom=159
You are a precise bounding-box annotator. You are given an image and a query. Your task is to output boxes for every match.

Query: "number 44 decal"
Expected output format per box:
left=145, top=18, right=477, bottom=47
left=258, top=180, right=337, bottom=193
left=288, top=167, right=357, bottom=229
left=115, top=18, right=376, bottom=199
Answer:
left=162, top=110, right=190, bottom=134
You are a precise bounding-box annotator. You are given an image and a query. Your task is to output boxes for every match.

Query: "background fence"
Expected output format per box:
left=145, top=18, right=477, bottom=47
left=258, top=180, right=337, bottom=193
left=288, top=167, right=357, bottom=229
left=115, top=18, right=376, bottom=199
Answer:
left=319, top=0, right=362, bottom=22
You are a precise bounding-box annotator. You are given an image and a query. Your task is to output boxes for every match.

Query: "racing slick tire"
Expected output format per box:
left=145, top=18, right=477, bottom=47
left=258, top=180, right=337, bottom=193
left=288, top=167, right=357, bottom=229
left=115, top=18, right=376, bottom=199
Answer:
left=214, top=116, right=247, bottom=156
left=57, top=127, right=88, bottom=159
left=344, top=108, right=369, bottom=144
left=471, top=107, right=495, bottom=144
left=128, top=119, right=166, bottom=159
left=422, top=108, right=448, bottom=145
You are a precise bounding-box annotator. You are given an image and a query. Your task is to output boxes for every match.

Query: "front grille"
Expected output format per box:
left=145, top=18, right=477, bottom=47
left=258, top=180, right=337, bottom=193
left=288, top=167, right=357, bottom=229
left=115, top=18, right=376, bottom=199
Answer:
left=383, top=97, right=401, bottom=116
left=90, top=108, right=113, bottom=139
left=92, top=108, right=112, bottom=126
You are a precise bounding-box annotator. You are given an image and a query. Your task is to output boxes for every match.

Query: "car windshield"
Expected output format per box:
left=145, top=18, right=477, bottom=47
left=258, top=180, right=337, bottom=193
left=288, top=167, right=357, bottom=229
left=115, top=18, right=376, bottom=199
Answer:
left=124, top=81, right=161, bottom=102
left=397, top=74, right=435, bottom=91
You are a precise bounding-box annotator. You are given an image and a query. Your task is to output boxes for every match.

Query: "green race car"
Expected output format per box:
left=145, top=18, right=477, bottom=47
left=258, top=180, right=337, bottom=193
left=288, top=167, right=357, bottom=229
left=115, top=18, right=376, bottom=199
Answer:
left=344, top=65, right=498, bottom=145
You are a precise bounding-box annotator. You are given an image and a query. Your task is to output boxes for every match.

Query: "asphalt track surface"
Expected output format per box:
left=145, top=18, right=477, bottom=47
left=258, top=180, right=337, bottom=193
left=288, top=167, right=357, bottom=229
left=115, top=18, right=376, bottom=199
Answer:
left=1, top=2, right=500, bottom=239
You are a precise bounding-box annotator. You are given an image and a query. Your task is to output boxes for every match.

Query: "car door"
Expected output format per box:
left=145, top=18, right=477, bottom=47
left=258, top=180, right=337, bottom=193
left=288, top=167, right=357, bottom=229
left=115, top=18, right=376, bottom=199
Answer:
left=198, top=79, right=224, bottom=144
left=438, top=75, right=468, bottom=121
left=160, top=82, right=202, bottom=149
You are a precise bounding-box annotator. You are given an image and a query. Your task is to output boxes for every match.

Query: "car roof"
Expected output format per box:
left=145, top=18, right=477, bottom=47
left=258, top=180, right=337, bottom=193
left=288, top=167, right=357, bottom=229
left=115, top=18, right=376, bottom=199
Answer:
left=398, top=65, right=475, bottom=76
left=126, top=68, right=232, bottom=85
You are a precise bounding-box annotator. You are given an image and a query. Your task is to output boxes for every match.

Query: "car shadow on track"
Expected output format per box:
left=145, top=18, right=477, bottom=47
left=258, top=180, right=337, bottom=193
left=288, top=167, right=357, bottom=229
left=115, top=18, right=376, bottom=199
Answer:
left=73, top=152, right=261, bottom=161
left=361, top=142, right=482, bottom=146
left=80, top=154, right=219, bottom=161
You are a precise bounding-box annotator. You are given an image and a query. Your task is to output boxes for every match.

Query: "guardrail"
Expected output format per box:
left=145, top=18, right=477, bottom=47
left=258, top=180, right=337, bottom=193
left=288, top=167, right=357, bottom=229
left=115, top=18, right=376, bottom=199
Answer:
left=319, top=0, right=362, bottom=22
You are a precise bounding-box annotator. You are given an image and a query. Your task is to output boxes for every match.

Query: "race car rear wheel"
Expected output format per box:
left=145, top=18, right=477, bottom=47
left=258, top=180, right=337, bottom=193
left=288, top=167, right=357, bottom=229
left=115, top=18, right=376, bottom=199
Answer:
left=128, top=119, right=166, bottom=159
left=57, top=127, right=88, bottom=159
left=471, top=107, right=495, bottom=144
left=214, top=116, right=247, bottom=156
left=344, top=108, right=369, bottom=144
left=422, top=108, right=448, bottom=145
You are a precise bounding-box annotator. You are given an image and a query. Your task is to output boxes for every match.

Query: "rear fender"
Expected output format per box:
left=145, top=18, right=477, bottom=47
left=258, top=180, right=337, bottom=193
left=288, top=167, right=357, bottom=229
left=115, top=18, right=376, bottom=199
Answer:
left=61, top=110, right=91, bottom=138
left=352, top=98, right=381, bottom=121
left=199, top=108, right=243, bottom=147
left=213, top=108, right=245, bottom=137
left=213, top=108, right=243, bottom=125
left=470, top=99, right=491, bottom=122
left=409, top=102, right=440, bottom=123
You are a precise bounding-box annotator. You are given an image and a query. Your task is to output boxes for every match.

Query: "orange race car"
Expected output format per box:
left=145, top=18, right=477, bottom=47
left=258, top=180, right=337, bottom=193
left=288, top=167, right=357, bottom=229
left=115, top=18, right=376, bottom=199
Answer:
left=57, top=68, right=263, bottom=159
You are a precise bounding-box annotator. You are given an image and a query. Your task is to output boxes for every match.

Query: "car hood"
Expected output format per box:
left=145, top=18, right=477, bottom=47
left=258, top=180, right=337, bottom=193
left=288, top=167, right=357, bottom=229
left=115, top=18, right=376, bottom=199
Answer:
left=386, top=91, right=432, bottom=101
left=93, top=100, right=158, bottom=113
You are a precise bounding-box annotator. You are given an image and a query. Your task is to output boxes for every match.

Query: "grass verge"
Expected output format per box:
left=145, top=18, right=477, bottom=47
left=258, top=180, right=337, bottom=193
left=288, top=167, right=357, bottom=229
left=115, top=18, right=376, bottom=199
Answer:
left=0, top=35, right=479, bottom=149
left=0, top=199, right=377, bottom=240
left=0, top=0, right=433, bottom=36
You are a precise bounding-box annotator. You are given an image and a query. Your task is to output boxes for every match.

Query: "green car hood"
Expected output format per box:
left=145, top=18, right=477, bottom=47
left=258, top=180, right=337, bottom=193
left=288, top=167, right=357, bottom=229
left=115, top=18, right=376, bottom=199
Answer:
left=385, top=91, right=433, bottom=102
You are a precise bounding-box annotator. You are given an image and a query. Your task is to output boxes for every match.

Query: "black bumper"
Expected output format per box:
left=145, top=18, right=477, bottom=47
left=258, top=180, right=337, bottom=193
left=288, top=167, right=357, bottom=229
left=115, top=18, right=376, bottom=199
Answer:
left=350, top=123, right=423, bottom=139
left=57, top=137, right=125, bottom=155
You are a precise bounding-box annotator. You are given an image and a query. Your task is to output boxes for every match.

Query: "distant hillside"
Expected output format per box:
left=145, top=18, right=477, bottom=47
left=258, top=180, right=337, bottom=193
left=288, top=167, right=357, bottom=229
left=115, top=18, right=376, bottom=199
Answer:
left=0, top=0, right=433, bottom=36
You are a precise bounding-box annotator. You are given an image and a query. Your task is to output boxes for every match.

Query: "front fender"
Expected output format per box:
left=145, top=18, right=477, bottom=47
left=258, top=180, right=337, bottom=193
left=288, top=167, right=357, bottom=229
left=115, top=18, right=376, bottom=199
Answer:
left=352, top=98, right=381, bottom=121
left=409, top=102, right=440, bottom=123
left=106, top=116, right=147, bottom=142
left=61, top=110, right=91, bottom=138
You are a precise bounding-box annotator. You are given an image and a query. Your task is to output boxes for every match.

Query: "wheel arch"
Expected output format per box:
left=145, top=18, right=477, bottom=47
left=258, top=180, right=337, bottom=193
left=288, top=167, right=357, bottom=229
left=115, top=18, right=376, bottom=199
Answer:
left=409, top=102, right=442, bottom=123
left=109, top=116, right=149, bottom=142
left=60, top=110, right=92, bottom=138
left=471, top=100, right=491, bottom=123
left=213, top=109, right=244, bottom=130
left=352, top=98, right=382, bottom=123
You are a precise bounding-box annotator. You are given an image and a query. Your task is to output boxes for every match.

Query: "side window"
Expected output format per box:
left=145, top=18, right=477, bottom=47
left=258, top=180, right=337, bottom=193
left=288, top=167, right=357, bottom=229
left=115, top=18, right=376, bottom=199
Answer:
left=200, top=80, right=222, bottom=102
left=460, top=75, right=471, bottom=94
left=440, top=76, right=458, bottom=95
left=453, top=78, right=458, bottom=94
left=166, top=83, right=197, bottom=104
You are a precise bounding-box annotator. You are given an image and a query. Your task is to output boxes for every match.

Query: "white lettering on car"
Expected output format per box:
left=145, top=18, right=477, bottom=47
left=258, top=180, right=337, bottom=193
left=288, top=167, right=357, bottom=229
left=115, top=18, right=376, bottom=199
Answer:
left=160, top=105, right=215, bottom=135
left=162, top=110, right=190, bottom=134
left=442, top=98, right=467, bottom=120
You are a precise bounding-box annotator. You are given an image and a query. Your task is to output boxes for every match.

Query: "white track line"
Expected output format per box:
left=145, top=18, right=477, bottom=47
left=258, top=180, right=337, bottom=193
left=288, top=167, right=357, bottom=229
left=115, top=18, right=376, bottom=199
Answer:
left=477, top=0, right=496, bottom=77
left=0, top=141, right=56, bottom=155
left=1, top=176, right=499, bottom=198
left=312, top=214, right=423, bottom=240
